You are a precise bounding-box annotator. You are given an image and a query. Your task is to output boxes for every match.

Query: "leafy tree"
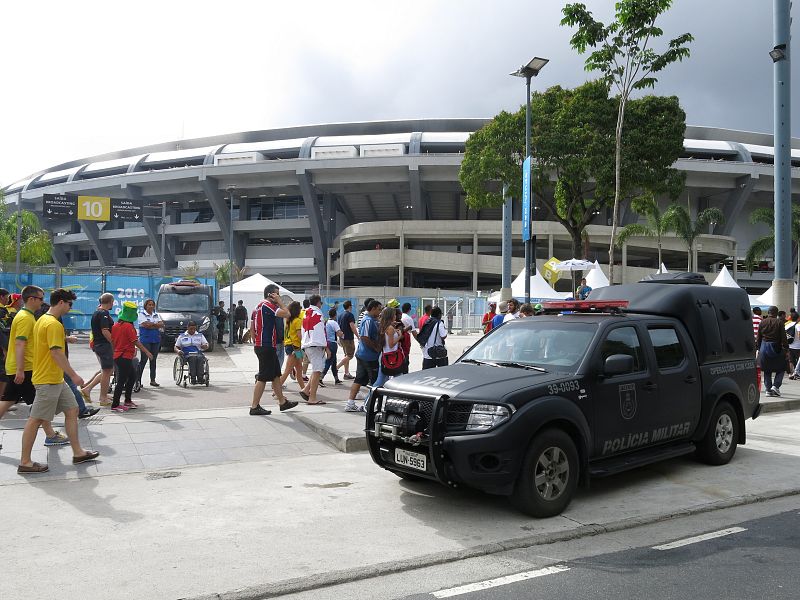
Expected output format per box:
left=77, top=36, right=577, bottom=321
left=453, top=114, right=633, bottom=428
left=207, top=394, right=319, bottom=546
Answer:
left=179, top=261, right=201, bottom=281
left=460, top=80, right=685, bottom=259
left=662, top=202, right=724, bottom=271
left=615, top=193, right=672, bottom=268
left=0, top=194, right=54, bottom=267
left=562, top=0, right=693, bottom=282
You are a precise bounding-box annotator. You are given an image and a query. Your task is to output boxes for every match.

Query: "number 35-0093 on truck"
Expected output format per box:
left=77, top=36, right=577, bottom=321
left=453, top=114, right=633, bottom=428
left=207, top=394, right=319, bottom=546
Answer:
left=365, top=273, right=761, bottom=518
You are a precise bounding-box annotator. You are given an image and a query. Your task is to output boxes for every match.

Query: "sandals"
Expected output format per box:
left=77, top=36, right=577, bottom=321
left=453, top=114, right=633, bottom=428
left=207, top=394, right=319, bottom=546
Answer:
left=306, top=400, right=327, bottom=405
left=17, top=462, right=49, bottom=474
left=73, top=451, right=100, bottom=465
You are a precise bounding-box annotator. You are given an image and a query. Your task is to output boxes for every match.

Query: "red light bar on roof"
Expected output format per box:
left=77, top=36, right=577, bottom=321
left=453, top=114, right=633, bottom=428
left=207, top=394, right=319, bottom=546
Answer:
left=173, top=280, right=201, bottom=287
left=542, top=300, right=629, bottom=311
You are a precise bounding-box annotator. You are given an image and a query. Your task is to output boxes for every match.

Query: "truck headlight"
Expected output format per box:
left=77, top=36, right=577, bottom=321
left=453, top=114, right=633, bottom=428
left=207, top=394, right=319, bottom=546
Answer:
left=466, top=404, right=511, bottom=431
left=199, top=316, right=211, bottom=332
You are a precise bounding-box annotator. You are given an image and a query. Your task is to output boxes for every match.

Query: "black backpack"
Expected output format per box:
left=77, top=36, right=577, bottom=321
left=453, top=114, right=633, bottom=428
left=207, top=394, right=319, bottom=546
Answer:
left=416, top=318, right=438, bottom=347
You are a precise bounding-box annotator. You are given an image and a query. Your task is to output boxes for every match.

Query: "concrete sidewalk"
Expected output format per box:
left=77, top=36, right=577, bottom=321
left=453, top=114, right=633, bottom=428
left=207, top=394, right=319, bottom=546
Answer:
left=1, top=411, right=799, bottom=600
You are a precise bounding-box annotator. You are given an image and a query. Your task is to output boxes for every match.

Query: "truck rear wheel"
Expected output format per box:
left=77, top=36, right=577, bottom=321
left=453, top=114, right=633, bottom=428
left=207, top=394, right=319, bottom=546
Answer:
left=696, top=401, right=738, bottom=465
left=511, top=428, right=578, bottom=518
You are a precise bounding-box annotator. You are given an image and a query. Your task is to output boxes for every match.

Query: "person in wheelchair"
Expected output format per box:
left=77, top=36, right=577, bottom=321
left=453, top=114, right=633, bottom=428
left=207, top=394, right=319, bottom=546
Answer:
left=174, top=321, right=209, bottom=385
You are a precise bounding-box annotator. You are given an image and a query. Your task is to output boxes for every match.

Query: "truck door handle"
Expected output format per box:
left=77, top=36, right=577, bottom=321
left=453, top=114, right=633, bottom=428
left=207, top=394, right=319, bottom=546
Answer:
left=684, top=376, right=697, bottom=384
left=644, top=382, right=658, bottom=391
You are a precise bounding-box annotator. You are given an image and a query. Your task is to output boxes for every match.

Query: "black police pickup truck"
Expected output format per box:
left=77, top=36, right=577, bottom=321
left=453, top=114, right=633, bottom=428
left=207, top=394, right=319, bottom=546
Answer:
left=366, top=274, right=761, bottom=517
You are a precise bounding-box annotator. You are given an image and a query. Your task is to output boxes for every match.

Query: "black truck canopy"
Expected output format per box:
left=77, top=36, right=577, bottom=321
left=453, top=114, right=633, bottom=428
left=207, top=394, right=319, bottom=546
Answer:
left=590, top=277, right=754, bottom=364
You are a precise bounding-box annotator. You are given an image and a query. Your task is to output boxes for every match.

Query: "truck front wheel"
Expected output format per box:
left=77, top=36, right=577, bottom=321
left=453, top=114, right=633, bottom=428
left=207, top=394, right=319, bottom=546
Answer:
left=696, top=401, right=739, bottom=465
left=511, top=428, right=578, bottom=518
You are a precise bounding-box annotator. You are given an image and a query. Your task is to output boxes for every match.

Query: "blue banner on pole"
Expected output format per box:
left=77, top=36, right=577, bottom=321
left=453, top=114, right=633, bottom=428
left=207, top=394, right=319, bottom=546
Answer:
left=522, top=156, right=531, bottom=242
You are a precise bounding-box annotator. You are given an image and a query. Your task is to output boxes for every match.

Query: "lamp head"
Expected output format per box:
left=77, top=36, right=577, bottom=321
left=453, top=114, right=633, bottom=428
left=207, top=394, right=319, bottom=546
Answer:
left=510, top=56, right=549, bottom=78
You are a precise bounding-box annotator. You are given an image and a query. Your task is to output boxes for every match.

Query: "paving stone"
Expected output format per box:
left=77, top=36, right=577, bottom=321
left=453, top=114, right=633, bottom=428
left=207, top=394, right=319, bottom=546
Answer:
left=134, top=441, right=181, bottom=456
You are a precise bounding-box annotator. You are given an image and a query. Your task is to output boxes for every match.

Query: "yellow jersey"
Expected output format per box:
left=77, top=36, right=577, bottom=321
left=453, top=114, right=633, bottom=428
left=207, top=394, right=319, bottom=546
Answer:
left=5, top=308, right=35, bottom=374
left=32, top=314, right=66, bottom=385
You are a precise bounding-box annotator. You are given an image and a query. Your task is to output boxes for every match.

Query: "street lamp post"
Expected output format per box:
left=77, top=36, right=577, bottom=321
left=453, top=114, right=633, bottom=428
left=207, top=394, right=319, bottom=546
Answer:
left=227, top=185, right=236, bottom=348
left=511, top=56, right=548, bottom=303
left=160, top=201, right=166, bottom=277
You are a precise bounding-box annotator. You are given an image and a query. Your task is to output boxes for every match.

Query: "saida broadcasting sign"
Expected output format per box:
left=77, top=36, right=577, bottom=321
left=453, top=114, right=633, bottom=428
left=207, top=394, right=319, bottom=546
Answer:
left=43, top=194, right=142, bottom=222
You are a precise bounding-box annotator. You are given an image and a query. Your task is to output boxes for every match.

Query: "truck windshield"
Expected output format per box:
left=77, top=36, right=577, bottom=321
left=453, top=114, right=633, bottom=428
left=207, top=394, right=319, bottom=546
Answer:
left=157, top=292, right=209, bottom=313
left=461, top=321, right=597, bottom=371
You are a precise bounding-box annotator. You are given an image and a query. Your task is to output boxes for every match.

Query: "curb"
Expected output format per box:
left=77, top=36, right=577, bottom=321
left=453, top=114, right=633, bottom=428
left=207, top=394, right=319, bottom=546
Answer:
left=292, top=414, right=367, bottom=453
left=185, top=486, right=800, bottom=600
left=760, top=399, right=800, bottom=414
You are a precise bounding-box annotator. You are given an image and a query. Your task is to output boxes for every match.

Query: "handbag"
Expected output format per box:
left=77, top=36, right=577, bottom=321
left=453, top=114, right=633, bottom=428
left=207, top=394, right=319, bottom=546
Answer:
left=428, top=320, right=448, bottom=360
left=381, top=346, right=406, bottom=376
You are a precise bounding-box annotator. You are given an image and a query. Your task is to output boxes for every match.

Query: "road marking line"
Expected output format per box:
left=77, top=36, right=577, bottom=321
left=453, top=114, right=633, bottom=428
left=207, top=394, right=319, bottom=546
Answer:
left=431, top=564, right=570, bottom=598
left=653, top=527, right=747, bottom=551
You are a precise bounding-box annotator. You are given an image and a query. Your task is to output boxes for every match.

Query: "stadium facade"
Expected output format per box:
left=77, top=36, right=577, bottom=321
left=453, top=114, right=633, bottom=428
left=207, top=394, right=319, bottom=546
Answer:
left=3, top=119, right=800, bottom=295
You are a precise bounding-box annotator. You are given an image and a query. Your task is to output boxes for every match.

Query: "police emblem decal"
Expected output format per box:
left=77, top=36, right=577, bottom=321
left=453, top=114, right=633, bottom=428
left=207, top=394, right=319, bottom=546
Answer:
left=619, top=383, right=637, bottom=420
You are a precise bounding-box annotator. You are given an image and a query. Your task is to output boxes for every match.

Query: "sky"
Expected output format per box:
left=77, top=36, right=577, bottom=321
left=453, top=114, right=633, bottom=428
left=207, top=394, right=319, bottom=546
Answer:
left=1, top=0, right=797, bottom=187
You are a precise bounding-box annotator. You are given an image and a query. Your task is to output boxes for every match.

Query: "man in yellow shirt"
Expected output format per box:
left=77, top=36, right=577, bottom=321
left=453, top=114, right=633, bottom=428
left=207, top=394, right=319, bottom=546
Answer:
left=17, top=288, right=99, bottom=474
left=0, top=286, right=66, bottom=449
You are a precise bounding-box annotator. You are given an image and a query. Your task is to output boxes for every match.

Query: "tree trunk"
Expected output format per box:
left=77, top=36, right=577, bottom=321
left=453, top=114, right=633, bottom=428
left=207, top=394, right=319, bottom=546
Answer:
left=570, top=228, right=583, bottom=260
left=607, top=98, right=627, bottom=285
left=657, top=237, right=662, bottom=272
left=687, top=245, right=692, bottom=272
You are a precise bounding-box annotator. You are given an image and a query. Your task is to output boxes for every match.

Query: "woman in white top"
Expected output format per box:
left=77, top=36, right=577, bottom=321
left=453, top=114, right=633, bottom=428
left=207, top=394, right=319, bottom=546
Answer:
left=373, top=306, right=403, bottom=388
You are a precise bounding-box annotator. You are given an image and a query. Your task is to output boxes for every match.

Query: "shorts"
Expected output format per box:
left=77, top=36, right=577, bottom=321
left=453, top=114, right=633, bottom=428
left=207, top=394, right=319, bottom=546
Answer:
left=255, top=346, right=281, bottom=383
left=354, top=358, right=379, bottom=387
left=93, top=343, right=114, bottom=370
left=2, top=371, right=36, bottom=405
left=304, top=346, right=326, bottom=373
left=30, top=382, right=78, bottom=421
left=341, top=339, right=355, bottom=358
left=0, top=371, right=8, bottom=383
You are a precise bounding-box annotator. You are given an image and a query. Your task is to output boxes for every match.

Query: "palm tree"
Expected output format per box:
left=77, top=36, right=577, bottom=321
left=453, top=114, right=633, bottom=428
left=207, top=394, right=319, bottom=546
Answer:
left=214, top=261, right=248, bottom=287
left=179, top=261, right=201, bottom=280
left=616, top=194, right=672, bottom=269
left=662, top=202, right=725, bottom=272
left=745, top=206, right=800, bottom=308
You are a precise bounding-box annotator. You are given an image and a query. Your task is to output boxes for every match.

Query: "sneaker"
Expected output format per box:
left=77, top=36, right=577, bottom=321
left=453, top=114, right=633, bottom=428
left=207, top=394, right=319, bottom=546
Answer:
left=334, top=379, right=343, bottom=385
left=111, top=405, right=129, bottom=413
left=249, top=405, right=272, bottom=416
left=299, top=391, right=310, bottom=402
left=79, top=408, right=101, bottom=419
left=765, top=389, right=777, bottom=397
left=357, top=404, right=367, bottom=412
left=343, top=374, right=355, bottom=380
left=770, top=386, right=781, bottom=397
left=150, top=381, right=160, bottom=387
left=279, top=400, right=298, bottom=412
left=44, top=432, right=69, bottom=446
left=345, top=401, right=359, bottom=412
left=123, top=401, right=138, bottom=409
left=318, top=380, right=326, bottom=388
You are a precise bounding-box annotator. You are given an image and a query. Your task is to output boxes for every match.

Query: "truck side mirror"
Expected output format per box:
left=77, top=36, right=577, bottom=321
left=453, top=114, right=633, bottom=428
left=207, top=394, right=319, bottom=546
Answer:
left=604, top=354, right=634, bottom=376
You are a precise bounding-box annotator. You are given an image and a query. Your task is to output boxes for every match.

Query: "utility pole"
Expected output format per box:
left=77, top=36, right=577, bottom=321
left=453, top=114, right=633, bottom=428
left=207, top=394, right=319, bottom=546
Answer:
left=771, top=0, right=793, bottom=311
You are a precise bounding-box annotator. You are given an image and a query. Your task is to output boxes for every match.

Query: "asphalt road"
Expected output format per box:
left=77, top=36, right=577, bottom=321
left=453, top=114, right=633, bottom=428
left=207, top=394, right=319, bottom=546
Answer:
left=270, top=495, right=800, bottom=600
left=407, top=508, right=800, bottom=600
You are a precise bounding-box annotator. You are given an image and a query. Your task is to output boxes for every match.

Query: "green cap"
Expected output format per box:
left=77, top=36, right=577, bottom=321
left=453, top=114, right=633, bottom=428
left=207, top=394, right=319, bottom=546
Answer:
left=118, top=301, right=139, bottom=323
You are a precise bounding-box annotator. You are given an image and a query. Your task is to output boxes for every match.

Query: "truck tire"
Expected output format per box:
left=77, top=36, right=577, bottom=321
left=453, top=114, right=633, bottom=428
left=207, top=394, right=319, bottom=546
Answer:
left=511, top=428, right=578, bottom=518
left=696, top=401, right=738, bottom=465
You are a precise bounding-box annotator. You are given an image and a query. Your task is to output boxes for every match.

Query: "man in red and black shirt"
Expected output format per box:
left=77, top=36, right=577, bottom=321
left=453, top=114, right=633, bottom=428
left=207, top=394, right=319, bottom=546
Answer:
left=250, top=284, right=298, bottom=416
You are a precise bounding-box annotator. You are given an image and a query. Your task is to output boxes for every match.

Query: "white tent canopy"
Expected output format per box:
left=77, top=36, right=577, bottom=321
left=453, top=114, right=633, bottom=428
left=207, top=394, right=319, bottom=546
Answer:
left=711, top=265, right=740, bottom=288
left=755, top=282, right=799, bottom=307
left=218, top=273, right=303, bottom=310
left=488, top=269, right=569, bottom=303
left=657, top=264, right=669, bottom=274
left=585, top=260, right=610, bottom=290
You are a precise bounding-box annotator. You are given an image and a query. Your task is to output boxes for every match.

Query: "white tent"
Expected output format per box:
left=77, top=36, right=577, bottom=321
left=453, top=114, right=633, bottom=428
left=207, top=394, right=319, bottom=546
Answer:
left=755, top=282, right=799, bottom=307
left=657, top=263, right=669, bottom=274
left=585, top=260, right=610, bottom=290
left=488, top=269, right=569, bottom=303
left=218, top=273, right=303, bottom=310
left=710, top=265, right=740, bottom=288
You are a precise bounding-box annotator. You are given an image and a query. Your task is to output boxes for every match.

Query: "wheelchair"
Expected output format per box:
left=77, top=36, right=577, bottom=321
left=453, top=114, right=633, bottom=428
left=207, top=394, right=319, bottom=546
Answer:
left=173, top=351, right=209, bottom=387
left=110, top=357, right=143, bottom=395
